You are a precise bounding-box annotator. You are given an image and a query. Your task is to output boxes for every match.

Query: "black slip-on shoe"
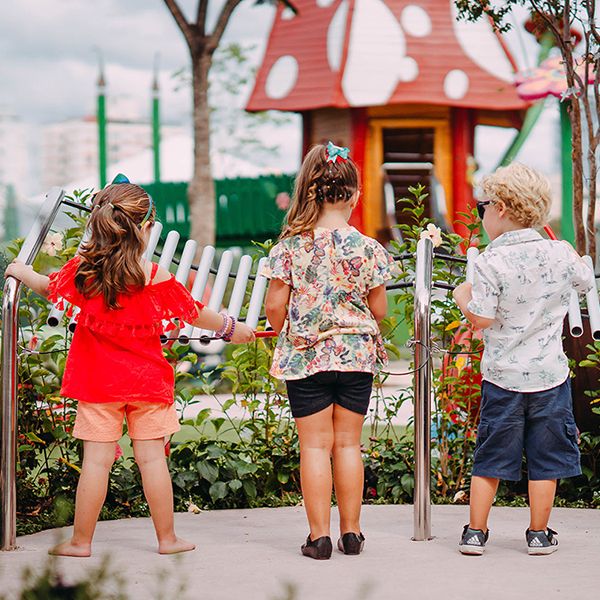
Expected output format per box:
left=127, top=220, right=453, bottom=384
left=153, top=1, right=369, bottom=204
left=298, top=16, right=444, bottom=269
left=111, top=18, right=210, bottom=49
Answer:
left=337, top=532, right=365, bottom=555
left=301, top=535, right=332, bottom=560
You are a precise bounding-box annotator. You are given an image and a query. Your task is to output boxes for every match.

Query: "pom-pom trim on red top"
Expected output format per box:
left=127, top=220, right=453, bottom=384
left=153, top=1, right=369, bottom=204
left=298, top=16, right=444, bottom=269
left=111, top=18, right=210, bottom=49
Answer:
left=47, top=257, right=205, bottom=337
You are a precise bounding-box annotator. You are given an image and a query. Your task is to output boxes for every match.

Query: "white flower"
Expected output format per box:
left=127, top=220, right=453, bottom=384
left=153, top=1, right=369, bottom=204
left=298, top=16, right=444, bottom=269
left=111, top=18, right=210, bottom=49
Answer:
left=453, top=490, right=468, bottom=504
left=187, top=502, right=202, bottom=514
left=419, top=224, right=443, bottom=248
left=41, top=232, right=63, bottom=257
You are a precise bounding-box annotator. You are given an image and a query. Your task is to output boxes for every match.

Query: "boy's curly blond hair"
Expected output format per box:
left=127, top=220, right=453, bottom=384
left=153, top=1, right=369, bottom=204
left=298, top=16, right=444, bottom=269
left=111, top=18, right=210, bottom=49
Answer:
left=479, top=163, right=552, bottom=228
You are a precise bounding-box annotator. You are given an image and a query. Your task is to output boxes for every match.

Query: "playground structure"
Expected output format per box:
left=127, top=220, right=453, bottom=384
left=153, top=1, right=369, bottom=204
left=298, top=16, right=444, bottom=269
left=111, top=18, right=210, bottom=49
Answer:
left=2, top=188, right=599, bottom=550
left=247, top=0, right=528, bottom=241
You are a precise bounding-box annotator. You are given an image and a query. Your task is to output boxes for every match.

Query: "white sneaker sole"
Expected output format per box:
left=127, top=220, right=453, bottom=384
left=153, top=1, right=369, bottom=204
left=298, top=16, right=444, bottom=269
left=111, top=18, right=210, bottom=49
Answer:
left=459, top=544, right=485, bottom=555
left=528, top=544, right=558, bottom=555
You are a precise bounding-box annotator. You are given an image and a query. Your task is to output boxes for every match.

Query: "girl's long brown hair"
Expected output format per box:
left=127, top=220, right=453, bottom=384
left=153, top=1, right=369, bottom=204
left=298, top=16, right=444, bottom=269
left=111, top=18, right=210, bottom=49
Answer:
left=75, top=183, right=155, bottom=309
left=280, top=144, right=359, bottom=240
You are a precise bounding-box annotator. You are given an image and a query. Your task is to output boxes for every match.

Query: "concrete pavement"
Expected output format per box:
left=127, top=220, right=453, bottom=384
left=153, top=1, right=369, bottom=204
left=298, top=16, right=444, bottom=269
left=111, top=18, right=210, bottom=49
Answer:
left=1, top=504, right=598, bottom=599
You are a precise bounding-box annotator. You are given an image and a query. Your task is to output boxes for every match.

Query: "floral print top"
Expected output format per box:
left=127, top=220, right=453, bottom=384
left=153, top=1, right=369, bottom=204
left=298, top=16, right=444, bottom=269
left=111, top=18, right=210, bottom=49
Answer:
left=261, top=226, right=396, bottom=380
left=468, top=228, right=595, bottom=392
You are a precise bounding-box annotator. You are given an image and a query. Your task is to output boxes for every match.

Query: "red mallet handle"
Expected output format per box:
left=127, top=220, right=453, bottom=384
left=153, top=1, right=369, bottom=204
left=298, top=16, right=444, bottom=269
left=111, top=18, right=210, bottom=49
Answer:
left=254, top=330, right=278, bottom=338
left=543, top=225, right=558, bottom=241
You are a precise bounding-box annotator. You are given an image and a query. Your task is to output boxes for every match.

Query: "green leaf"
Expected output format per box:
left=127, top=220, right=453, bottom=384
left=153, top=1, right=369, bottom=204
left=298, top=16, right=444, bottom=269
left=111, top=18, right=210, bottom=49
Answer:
left=197, top=461, right=219, bottom=484
left=209, top=481, right=228, bottom=501
left=236, top=461, right=259, bottom=476
left=401, top=473, right=414, bottom=495
left=206, top=444, right=226, bottom=459
left=579, top=360, right=597, bottom=368
left=243, top=479, right=257, bottom=499
left=194, top=408, right=212, bottom=427
left=276, top=471, right=289, bottom=484
left=228, top=479, right=243, bottom=492
left=26, top=432, right=46, bottom=444
left=211, top=417, right=226, bottom=434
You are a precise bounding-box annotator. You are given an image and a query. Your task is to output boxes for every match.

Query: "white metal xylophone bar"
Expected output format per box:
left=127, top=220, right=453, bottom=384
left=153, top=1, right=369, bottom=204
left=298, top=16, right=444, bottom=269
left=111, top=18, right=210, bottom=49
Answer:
left=46, top=222, right=276, bottom=342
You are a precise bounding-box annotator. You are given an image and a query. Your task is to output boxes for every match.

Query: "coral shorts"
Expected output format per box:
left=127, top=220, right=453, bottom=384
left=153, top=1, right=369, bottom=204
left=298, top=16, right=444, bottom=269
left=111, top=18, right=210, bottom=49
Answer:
left=73, top=400, right=180, bottom=442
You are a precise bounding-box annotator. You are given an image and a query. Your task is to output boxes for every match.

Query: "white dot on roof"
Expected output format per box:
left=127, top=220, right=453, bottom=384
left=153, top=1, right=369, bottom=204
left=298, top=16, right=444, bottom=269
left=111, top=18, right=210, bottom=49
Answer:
left=316, top=0, right=335, bottom=6
left=398, top=57, right=418, bottom=82
left=281, top=7, right=295, bottom=19
left=342, top=0, right=406, bottom=106
left=327, top=0, right=349, bottom=71
left=401, top=5, right=432, bottom=37
left=450, top=1, right=512, bottom=82
left=265, top=56, right=299, bottom=100
left=444, top=69, right=469, bottom=99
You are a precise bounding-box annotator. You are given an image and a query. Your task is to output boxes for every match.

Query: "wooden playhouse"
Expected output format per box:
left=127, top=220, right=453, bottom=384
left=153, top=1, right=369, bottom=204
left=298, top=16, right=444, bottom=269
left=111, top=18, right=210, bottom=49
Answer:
left=247, top=0, right=528, bottom=240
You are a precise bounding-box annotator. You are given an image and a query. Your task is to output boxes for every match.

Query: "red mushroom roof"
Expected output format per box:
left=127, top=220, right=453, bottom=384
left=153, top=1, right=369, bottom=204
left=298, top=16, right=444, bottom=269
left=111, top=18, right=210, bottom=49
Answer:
left=247, top=0, right=527, bottom=112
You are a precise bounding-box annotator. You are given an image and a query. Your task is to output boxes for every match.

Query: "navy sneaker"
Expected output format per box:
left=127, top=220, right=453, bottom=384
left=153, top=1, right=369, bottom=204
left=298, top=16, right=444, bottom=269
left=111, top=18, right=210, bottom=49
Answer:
left=526, top=527, right=559, bottom=555
left=459, top=524, right=489, bottom=555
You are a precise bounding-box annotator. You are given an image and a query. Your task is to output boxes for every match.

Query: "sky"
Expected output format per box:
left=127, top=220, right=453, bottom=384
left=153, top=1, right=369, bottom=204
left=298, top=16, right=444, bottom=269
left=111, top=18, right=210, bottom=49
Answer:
left=0, top=0, right=566, bottom=199
left=0, top=0, right=276, bottom=124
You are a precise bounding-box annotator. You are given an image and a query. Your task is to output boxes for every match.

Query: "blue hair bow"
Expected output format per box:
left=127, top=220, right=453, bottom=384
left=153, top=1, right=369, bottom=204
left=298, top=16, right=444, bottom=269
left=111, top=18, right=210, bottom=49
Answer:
left=111, top=173, right=130, bottom=184
left=326, top=141, right=350, bottom=163
left=110, top=173, right=153, bottom=227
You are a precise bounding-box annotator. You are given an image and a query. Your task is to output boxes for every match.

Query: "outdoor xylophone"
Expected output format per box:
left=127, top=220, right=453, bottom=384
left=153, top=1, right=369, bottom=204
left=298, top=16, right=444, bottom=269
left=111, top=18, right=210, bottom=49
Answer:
left=46, top=222, right=278, bottom=342
left=44, top=220, right=600, bottom=344
left=2, top=188, right=599, bottom=550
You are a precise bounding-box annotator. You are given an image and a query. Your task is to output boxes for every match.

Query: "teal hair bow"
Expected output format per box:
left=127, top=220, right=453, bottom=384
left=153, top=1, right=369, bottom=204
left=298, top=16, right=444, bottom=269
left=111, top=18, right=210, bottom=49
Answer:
left=326, top=141, right=350, bottom=163
left=111, top=173, right=130, bottom=184
left=109, top=173, right=153, bottom=227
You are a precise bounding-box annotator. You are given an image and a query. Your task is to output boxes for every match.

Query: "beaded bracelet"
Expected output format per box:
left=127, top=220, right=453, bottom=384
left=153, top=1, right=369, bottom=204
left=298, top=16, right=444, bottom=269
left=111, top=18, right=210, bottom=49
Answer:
left=223, top=316, right=237, bottom=342
left=215, top=313, right=230, bottom=339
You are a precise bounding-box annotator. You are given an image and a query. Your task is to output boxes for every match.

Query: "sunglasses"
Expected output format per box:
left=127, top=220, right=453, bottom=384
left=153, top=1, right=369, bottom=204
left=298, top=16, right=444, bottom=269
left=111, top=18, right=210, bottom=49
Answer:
left=476, top=200, right=494, bottom=220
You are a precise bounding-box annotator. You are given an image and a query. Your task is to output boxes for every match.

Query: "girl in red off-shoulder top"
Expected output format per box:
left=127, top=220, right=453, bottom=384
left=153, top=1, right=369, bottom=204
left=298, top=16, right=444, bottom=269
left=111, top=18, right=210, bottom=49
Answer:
left=6, top=179, right=255, bottom=557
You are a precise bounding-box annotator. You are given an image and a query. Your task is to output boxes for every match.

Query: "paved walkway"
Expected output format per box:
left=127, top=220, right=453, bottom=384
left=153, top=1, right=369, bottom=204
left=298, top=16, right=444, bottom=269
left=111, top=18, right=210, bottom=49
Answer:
left=1, top=505, right=598, bottom=599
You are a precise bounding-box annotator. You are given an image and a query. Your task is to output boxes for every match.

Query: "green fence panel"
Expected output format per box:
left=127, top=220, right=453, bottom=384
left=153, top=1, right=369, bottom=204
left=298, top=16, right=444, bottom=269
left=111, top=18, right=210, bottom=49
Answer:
left=143, top=174, right=294, bottom=247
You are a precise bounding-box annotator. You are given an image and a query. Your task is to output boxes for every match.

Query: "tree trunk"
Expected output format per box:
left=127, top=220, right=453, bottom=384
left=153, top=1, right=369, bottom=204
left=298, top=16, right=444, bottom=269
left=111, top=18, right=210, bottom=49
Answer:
left=189, top=50, right=215, bottom=250
left=558, top=7, right=587, bottom=254
left=569, top=99, right=587, bottom=255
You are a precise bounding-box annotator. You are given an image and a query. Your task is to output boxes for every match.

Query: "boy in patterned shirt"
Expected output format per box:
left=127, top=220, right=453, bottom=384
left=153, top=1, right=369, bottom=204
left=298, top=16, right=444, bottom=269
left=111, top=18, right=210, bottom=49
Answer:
left=453, top=163, right=595, bottom=556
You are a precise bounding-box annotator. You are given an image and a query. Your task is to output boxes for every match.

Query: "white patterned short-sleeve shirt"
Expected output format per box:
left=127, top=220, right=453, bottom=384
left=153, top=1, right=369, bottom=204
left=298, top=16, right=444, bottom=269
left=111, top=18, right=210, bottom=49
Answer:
left=468, top=228, right=595, bottom=392
left=261, top=226, right=396, bottom=380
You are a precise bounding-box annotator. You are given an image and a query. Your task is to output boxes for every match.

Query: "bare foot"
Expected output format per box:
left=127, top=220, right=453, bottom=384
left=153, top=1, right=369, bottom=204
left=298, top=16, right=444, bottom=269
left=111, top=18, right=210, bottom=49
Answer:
left=48, top=539, right=91, bottom=557
left=158, top=537, right=196, bottom=555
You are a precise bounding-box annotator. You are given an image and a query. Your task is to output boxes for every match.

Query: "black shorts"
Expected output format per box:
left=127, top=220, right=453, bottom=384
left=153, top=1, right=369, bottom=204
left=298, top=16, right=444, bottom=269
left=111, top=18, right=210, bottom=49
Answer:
left=285, top=371, right=373, bottom=419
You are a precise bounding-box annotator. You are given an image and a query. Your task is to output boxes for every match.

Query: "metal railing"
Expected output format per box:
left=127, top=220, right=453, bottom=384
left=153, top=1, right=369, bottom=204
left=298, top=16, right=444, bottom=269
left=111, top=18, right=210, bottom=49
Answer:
left=1, top=188, right=65, bottom=550
left=412, top=238, right=433, bottom=540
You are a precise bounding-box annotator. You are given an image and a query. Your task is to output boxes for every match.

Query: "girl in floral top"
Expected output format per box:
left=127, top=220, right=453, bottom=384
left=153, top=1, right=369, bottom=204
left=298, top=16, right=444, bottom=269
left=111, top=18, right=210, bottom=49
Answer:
left=264, top=142, right=395, bottom=559
left=6, top=180, right=254, bottom=557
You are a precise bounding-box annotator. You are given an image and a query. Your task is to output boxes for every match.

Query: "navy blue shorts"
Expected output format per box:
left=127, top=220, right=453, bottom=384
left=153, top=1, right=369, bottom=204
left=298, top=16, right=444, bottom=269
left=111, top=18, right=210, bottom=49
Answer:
left=285, top=371, right=373, bottom=418
left=472, top=378, right=581, bottom=481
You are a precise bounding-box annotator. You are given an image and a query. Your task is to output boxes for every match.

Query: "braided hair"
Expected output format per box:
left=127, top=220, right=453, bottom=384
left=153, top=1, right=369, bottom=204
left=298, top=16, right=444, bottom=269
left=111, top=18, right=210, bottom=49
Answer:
left=280, top=144, right=359, bottom=240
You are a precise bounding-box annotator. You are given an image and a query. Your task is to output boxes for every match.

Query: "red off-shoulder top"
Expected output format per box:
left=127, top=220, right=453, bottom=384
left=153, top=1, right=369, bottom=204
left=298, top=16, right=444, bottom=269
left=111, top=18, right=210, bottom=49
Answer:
left=48, top=256, right=204, bottom=404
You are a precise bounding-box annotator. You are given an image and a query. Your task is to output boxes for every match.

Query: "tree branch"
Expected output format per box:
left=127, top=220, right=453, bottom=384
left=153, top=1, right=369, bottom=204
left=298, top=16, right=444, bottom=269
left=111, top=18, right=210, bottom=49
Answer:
left=163, top=0, right=193, bottom=43
left=585, top=0, right=600, bottom=45
left=210, top=0, right=242, bottom=48
left=197, top=0, right=208, bottom=32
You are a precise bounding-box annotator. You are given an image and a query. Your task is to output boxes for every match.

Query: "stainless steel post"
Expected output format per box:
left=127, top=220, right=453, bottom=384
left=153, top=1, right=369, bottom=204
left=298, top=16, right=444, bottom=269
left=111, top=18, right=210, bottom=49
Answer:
left=412, top=237, right=433, bottom=541
left=1, top=188, right=65, bottom=550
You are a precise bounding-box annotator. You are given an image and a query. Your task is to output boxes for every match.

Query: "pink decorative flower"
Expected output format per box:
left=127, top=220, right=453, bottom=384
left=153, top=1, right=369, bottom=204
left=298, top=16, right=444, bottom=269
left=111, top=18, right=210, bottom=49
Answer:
left=515, top=55, right=596, bottom=101
left=276, top=192, right=291, bottom=211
